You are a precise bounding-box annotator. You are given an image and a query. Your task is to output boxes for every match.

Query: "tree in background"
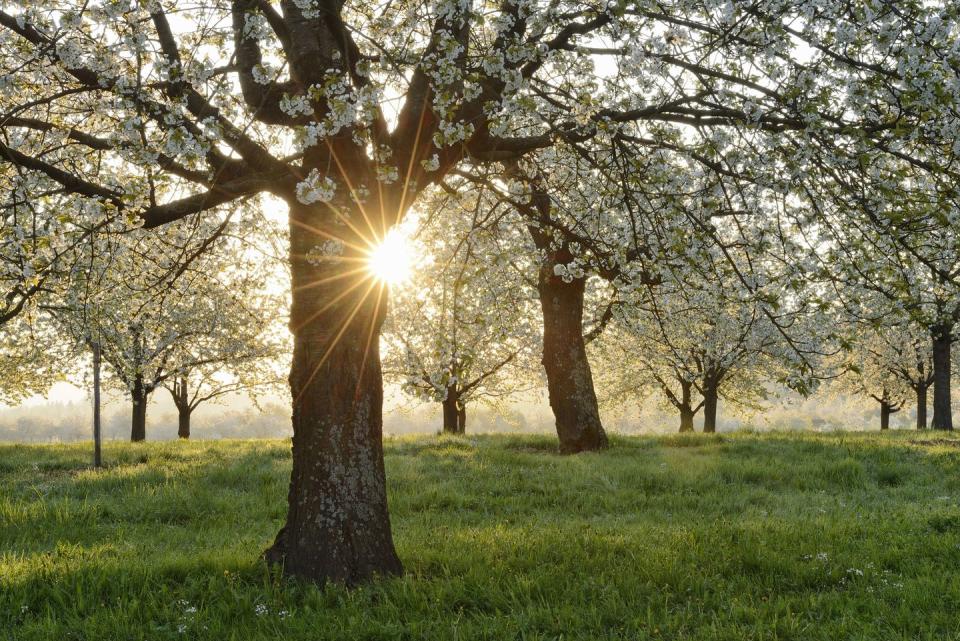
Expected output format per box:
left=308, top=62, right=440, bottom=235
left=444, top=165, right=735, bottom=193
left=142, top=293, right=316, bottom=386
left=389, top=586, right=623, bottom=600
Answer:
left=51, top=211, right=287, bottom=441
left=383, top=189, right=539, bottom=434
left=595, top=243, right=808, bottom=433
left=830, top=307, right=934, bottom=431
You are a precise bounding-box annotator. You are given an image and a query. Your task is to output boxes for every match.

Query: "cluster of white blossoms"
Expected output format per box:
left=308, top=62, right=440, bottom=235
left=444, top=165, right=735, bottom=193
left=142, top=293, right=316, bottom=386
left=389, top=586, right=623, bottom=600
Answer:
left=295, top=170, right=336, bottom=205
left=305, top=240, right=345, bottom=266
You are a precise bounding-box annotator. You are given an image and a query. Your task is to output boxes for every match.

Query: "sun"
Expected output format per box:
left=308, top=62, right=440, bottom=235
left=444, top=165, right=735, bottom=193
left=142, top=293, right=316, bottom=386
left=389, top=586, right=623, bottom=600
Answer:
left=367, top=228, right=414, bottom=286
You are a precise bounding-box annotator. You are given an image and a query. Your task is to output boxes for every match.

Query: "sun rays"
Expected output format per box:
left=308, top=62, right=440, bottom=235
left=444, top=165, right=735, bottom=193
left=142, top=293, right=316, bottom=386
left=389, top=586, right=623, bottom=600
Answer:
left=366, top=227, right=414, bottom=286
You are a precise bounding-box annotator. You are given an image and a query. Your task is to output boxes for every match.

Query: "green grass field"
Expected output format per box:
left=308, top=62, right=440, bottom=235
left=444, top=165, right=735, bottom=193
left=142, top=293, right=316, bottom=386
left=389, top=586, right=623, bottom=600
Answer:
left=3, top=432, right=960, bottom=640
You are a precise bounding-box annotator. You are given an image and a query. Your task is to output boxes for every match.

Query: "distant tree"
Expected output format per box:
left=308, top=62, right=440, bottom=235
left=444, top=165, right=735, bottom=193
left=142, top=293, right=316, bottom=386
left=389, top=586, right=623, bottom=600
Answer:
left=595, top=245, right=809, bottom=433
left=51, top=214, right=286, bottom=441
left=383, top=189, right=539, bottom=434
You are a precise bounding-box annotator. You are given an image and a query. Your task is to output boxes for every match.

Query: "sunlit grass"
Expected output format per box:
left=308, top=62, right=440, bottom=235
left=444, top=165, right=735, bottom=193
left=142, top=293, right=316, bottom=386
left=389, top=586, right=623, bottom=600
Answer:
left=3, top=431, right=960, bottom=640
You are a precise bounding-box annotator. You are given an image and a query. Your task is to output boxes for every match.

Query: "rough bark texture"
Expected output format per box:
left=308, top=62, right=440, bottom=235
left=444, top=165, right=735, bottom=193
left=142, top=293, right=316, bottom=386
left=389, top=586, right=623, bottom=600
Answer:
left=441, top=386, right=465, bottom=435
left=931, top=325, right=953, bottom=431
left=916, top=382, right=928, bottom=430
left=538, top=273, right=608, bottom=453
left=702, top=377, right=719, bottom=434
left=130, top=376, right=148, bottom=442
left=265, top=202, right=402, bottom=585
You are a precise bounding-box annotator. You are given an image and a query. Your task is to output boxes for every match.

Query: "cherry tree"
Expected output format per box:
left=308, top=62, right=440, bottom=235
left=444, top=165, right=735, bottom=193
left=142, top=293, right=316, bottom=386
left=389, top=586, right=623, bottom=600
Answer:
left=595, top=256, right=791, bottom=433
left=1, top=0, right=957, bottom=584
left=51, top=213, right=286, bottom=441
left=383, top=187, right=539, bottom=434
left=831, top=319, right=931, bottom=431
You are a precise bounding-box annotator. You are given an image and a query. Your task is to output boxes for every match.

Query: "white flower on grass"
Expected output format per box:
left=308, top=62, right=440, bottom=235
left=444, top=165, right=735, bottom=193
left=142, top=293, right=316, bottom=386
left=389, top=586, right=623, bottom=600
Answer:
left=255, top=603, right=268, bottom=616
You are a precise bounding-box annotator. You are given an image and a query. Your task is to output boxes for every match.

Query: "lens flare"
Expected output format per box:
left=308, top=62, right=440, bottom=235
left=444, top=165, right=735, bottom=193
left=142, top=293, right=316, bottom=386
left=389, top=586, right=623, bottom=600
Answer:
left=368, top=228, right=413, bottom=285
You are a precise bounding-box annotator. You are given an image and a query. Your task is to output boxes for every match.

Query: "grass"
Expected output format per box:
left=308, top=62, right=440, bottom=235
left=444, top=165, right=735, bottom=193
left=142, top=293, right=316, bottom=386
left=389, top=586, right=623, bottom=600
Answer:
left=3, top=431, right=960, bottom=640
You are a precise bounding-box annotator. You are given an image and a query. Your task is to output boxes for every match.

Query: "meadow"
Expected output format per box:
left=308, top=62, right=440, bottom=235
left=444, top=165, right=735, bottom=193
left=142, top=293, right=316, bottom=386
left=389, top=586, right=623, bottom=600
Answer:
left=2, top=431, right=960, bottom=640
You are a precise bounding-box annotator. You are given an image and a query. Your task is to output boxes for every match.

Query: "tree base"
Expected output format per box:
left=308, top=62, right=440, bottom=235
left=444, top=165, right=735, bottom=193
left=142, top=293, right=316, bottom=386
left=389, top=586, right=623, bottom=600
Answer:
left=264, top=527, right=403, bottom=586
left=558, top=430, right=609, bottom=454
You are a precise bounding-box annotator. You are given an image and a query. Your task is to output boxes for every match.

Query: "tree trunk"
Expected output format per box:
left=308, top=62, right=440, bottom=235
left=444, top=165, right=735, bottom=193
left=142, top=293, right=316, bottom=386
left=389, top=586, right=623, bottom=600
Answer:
left=130, top=376, right=148, bottom=442
left=702, top=377, right=719, bottom=434
left=916, top=382, right=928, bottom=430
left=172, top=376, right=191, bottom=439
left=538, top=273, right=608, bottom=453
left=441, top=385, right=464, bottom=434
left=458, top=403, right=466, bottom=433
left=880, top=400, right=892, bottom=431
left=178, top=407, right=192, bottom=439
left=931, top=324, right=953, bottom=431
left=265, top=202, right=402, bottom=585
left=679, top=379, right=695, bottom=433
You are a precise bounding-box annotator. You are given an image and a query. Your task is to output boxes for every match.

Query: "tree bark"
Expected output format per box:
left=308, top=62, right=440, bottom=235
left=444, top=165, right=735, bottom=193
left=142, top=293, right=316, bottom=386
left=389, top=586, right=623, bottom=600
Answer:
left=171, top=376, right=191, bottom=439
left=880, top=400, right=892, bottom=431
left=538, top=273, right=608, bottom=453
left=702, top=376, right=719, bottom=434
left=458, top=403, right=466, bottom=433
left=679, top=379, right=695, bottom=433
left=441, top=385, right=465, bottom=434
left=130, top=375, right=148, bottom=442
left=931, top=324, right=953, bottom=431
left=265, top=202, right=402, bottom=585
left=178, top=407, right=192, bottom=439
left=916, top=382, right=928, bottom=430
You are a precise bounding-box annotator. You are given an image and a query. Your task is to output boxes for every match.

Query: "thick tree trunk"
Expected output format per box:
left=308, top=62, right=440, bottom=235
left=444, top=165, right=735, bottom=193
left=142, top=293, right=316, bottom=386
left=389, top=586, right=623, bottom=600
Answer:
left=931, top=324, right=953, bottom=431
left=679, top=380, right=695, bottom=433
left=130, top=376, right=148, bottom=442
left=458, top=403, right=466, bottom=433
left=916, top=382, right=928, bottom=430
left=702, top=377, right=719, bottom=434
left=441, top=386, right=465, bottom=434
left=265, top=202, right=402, bottom=585
left=538, top=273, right=608, bottom=453
left=880, top=401, right=892, bottom=431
